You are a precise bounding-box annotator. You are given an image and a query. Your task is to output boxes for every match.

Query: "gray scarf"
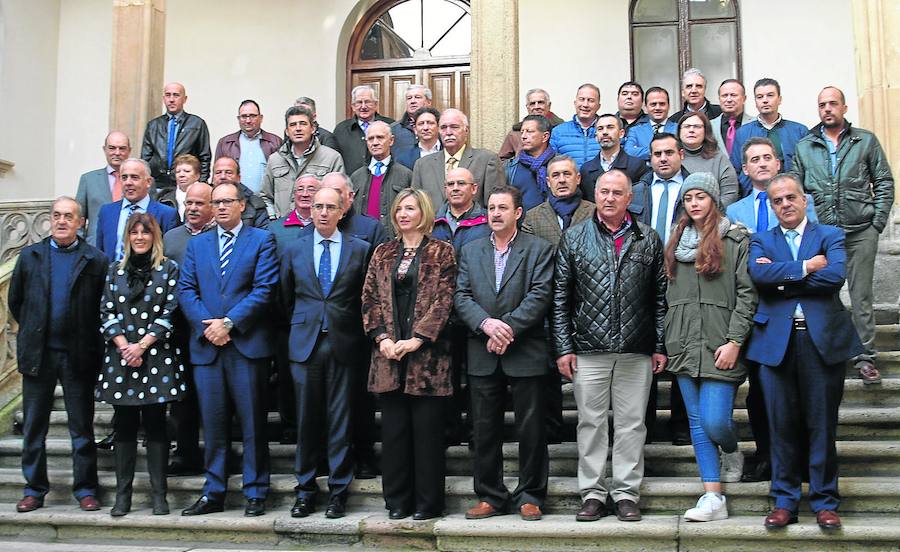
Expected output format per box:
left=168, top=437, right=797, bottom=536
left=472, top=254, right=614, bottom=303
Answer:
left=674, top=217, right=732, bottom=262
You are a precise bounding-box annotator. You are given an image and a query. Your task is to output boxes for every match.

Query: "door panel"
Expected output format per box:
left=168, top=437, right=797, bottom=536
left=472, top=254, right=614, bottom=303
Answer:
left=349, top=65, right=470, bottom=121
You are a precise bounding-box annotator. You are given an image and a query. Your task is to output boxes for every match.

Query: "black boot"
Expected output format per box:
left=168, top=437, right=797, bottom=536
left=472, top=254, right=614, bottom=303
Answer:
left=110, top=440, right=137, bottom=516
left=146, top=441, right=170, bottom=515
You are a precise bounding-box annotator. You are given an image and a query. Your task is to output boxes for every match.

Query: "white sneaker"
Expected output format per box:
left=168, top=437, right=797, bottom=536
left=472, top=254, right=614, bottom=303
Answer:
left=720, top=449, right=744, bottom=483
left=683, top=493, right=728, bottom=522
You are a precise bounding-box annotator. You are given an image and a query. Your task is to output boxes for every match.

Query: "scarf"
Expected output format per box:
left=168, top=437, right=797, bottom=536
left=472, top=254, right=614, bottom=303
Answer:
left=516, top=147, right=556, bottom=197
left=674, top=217, right=731, bottom=262
left=548, top=189, right=583, bottom=229
left=125, top=251, right=154, bottom=303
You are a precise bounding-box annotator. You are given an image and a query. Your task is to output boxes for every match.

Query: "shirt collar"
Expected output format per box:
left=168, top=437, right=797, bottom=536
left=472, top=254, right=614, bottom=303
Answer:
left=368, top=156, right=391, bottom=174
left=314, top=228, right=342, bottom=245
left=758, top=114, right=783, bottom=130
left=218, top=221, right=243, bottom=239
left=419, top=141, right=442, bottom=154
left=780, top=217, right=808, bottom=237
left=124, top=194, right=152, bottom=210
left=444, top=145, right=466, bottom=164
left=652, top=172, right=684, bottom=186
left=687, top=101, right=708, bottom=113
left=107, top=165, right=117, bottom=175
left=490, top=230, right=518, bottom=251
left=240, top=129, right=262, bottom=140
left=50, top=237, right=79, bottom=250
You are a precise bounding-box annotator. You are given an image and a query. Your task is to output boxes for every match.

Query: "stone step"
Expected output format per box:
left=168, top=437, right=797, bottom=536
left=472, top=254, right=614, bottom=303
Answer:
left=2, top=438, right=898, bottom=480
left=0, top=469, right=897, bottom=516
left=0, top=507, right=898, bottom=552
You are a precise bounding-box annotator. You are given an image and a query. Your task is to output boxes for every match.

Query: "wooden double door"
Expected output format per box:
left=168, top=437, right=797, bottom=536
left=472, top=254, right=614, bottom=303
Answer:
left=349, top=65, right=470, bottom=121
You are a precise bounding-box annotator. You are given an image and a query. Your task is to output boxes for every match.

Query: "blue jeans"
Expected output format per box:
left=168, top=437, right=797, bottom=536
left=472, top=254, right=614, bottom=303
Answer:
left=677, top=375, right=738, bottom=483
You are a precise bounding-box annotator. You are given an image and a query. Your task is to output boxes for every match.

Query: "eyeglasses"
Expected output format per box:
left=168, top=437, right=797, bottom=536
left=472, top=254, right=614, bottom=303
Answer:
left=238, top=114, right=260, bottom=120
left=353, top=100, right=376, bottom=107
left=681, top=124, right=704, bottom=130
left=295, top=186, right=319, bottom=194
left=211, top=198, right=240, bottom=207
left=312, top=203, right=340, bottom=213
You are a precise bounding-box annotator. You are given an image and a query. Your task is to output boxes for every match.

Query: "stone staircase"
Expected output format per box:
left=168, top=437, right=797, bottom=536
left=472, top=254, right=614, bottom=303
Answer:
left=0, top=321, right=898, bottom=550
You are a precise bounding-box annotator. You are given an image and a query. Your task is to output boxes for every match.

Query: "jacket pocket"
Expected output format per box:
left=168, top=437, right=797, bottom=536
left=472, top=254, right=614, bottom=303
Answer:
left=752, top=312, right=768, bottom=326
left=291, top=312, right=306, bottom=325
left=272, top=165, right=291, bottom=179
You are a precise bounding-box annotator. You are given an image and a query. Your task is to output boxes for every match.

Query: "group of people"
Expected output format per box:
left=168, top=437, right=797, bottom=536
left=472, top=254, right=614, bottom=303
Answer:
left=9, top=67, right=893, bottom=532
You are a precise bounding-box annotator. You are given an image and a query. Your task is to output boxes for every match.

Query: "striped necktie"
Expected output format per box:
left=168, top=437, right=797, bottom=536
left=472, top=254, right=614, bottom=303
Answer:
left=655, top=180, right=671, bottom=243
left=220, top=231, right=235, bottom=277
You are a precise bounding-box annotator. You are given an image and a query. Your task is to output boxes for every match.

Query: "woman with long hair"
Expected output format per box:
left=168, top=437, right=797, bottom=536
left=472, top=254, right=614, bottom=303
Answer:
left=677, top=112, right=740, bottom=207
left=663, top=173, right=757, bottom=522
left=97, top=213, right=185, bottom=516
left=361, top=188, right=457, bottom=521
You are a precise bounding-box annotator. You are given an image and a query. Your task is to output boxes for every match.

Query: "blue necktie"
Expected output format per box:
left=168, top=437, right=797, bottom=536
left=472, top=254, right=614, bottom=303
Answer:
left=219, top=231, right=234, bottom=277
left=756, top=191, right=769, bottom=233
left=785, top=229, right=799, bottom=260
left=655, top=180, right=671, bottom=243
left=374, top=161, right=384, bottom=176
left=360, top=120, right=369, bottom=134
left=116, top=203, right=141, bottom=260
left=319, top=239, right=332, bottom=296
left=167, top=115, right=178, bottom=169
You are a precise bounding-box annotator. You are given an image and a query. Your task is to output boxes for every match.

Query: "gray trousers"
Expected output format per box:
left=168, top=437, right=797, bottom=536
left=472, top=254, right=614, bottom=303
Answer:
left=572, top=352, right=652, bottom=503
left=844, top=225, right=878, bottom=362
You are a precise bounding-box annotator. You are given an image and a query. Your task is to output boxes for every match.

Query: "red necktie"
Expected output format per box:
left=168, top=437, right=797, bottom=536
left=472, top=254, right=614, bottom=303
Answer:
left=111, top=170, right=122, bottom=202
left=725, top=118, right=737, bottom=155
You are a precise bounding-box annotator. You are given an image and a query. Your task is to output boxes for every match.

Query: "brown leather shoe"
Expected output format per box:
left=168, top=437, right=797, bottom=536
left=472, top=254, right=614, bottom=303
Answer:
left=16, top=496, right=43, bottom=513
left=575, top=498, right=606, bottom=521
left=520, top=503, right=542, bottom=521
left=615, top=499, right=642, bottom=521
left=78, top=496, right=101, bottom=511
left=764, top=508, right=798, bottom=529
left=857, top=361, right=881, bottom=385
left=465, top=501, right=502, bottom=519
left=816, top=509, right=842, bottom=530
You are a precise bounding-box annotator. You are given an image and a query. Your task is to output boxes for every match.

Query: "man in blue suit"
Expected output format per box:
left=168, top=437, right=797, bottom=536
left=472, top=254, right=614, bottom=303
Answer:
left=745, top=174, right=863, bottom=531
left=75, top=131, right=132, bottom=246
left=280, top=187, right=371, bottom=519
left=178, top=182, right=279, bottom=517
left=94, top=158, right=179, bottom=261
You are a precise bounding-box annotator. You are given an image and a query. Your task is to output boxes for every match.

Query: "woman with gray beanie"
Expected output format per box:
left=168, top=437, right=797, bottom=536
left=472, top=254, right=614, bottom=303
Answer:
left=662, top=172, right=757, bottom=522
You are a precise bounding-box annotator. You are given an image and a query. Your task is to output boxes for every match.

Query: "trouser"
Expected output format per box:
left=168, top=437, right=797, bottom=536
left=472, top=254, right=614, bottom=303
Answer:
left=170, top=364, right=202, bottom=465
left=445, top=324, right=470, bottom=442
left=379, top=391, right=447, bottom=514
left=21, top=349, right=98, bottom=499
left=350, top=354, right=377, bottom=465
left=760, top=328, right=845, bottom=513
left=645, top=372, right=688, bottom=440
left=676, top=376, right=739, bottom=483
left=113, top=403, right=168, bottom=443
left=844, top=225, right=878, bottom=362
left=573, top=352, right=652, bottom=503
left=193, top=344, right=270, bottom=502
left=745, top=361, right=770, bottom=459
left=292, top=333, right=353, bottom=500
left=275, top=327, right=296, bottom=436
left=470, top=367, right=548, bottom=509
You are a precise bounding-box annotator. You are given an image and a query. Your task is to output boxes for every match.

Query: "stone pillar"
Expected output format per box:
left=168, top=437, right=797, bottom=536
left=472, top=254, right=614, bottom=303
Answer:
left=469, top=0, right=519, bottom=151
left=109, top=0, right=166, bottom=148
left=852, top=0, right=900, bottom=204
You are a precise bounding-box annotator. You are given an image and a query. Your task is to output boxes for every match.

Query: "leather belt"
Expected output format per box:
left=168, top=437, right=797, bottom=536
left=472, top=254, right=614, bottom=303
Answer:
left=792, top=319, right=807, bottom=331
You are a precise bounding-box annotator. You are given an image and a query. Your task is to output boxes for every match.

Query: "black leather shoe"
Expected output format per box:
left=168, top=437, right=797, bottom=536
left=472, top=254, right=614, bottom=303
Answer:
left=245, top=498, right=266, bottom=517
left=355, top=458, right=379, bottom=480
left=389, top=509, right=411, bottom=520
left=96, top=431, right=116, bottom=450
left=167, top=460, right=204, bottom=477
left=290, top=497, right=315, bottom=518
left=325, top=498, right=346, bottom=519
left=181, top=495, right=224, bottom=516
left=741, top=458, right=772, bottom=482
left=671, top=431, right=692, bottom=446
left=413, top=510, right=440, bottom=520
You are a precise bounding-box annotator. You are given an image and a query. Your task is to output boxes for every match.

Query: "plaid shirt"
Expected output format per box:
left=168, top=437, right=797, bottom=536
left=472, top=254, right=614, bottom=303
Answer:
left=490, top=230, right=518, bottom=292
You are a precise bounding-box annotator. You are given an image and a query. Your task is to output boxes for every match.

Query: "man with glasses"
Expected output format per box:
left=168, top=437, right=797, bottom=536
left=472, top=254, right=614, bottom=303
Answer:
left=500, top=89, right=564, bottom=160
left=280, top=187, right=371, bottom=519
left=179, top=182, right=279, bottom=517
left=215, top=99, right=282, bottom=193
left=213, top=156, right=270, bottom=228
left=333, top=85, right=395, bottom=174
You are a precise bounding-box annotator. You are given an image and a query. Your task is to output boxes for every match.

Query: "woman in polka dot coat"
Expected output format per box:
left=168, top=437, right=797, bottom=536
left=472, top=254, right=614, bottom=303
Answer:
left=97, top=214, right=184, bottom=517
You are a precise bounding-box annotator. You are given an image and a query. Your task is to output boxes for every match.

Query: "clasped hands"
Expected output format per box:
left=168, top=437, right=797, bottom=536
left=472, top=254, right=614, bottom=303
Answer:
left=202, top=318, right=232, bottom=346
left=379, top=336, right=424, bottom=360
left=482, top=318, right=514, bottom=355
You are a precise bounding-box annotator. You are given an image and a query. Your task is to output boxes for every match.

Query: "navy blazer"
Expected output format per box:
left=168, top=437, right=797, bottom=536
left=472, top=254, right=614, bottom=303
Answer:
left=394, top=146, right=422, bottom=170
left=744, top=221, right=863, bottom=367
left=579, top=150, right=650, bottom=201
left=178, top=226, right=279, bottom=364
left=95, top=199, right=179, bottom=259
left=279, top=232, right=370, bottom=365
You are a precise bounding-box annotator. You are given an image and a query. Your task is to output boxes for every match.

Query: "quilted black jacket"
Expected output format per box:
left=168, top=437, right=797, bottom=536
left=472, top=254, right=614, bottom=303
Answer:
left=551, top=215, right=667, bottom=357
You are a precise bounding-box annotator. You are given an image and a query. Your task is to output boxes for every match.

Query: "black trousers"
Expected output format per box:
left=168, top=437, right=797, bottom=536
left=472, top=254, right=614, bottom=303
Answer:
left=21, top=349, right=98, bottom=499
left=445, top=324, right=470, bottom=442
left=745, top=361, right=771, bottom=459
left=275, top=327, right=296, bottom=436
left=350, top=354, right=377, bottom=464
left=114, top=403, right=168, bottom=443
left=379, top=391, right=447, bottom=514
left=170, top=330, right=201, bottom=465
left=645, top=372, right=688, bottom=440
left=470, top=367, right=548, bottom=509
left=292, top=333, right=353, bottom=500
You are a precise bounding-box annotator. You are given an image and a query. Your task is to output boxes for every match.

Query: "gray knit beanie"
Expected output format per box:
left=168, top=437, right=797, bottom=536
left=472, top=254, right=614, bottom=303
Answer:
left=681, top=172, right=720, bottom=206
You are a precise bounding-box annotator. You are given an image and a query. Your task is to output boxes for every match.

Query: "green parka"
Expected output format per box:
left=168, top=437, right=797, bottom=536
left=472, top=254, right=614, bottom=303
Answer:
left=664, top=225, right=757, bottom=383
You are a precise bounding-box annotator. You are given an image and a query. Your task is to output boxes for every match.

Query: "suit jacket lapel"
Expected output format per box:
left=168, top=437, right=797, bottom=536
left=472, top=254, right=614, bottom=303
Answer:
left=458, top=147, right=475, bottom=170
left=479, top=240, right=498, bottom=293
left=206, top=231, right=223, bottom=284
left=298, top=234, right=323, bottom=298
left=540, top=205, right=561, bottom=243
left=222, top=228, right=251, bottom=288
left=771, top=227, right=795, bottom=261
left=498, top=241, right=525, bottom=293
left=798, top=222, right=818, bottom=261
left=326, top=238, right=352, bottom=298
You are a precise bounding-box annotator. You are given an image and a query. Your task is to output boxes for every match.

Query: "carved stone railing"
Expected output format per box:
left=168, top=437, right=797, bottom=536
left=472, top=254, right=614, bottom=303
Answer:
left=1, top=200, right=52, bottom=264
left=0, top=260, right=20, bottom=412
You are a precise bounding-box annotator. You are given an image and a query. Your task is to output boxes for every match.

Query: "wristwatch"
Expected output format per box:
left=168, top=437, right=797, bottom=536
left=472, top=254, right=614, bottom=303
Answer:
left=222, top=317, right=234, bottom=331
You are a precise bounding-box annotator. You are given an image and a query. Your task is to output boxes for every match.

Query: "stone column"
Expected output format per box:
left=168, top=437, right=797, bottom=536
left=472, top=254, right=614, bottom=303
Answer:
left=109, top=0, right=166, bottom=148
left=852, top=0, right=899, bottom=204
left=469, top=0, right=519, bottom=151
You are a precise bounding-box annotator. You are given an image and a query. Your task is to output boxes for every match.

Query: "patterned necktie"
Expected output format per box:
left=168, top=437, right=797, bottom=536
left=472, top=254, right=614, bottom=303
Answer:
left=167, top=115, right=178, bottom=169
left=725, top=117, right=737, bottom=155
left=318, top=239, right=332, bottom=296
left=373, top=161, right=384, bottom=177
left=111, top=170, right=122, bottom=202
left=653, top=123, right=662, bottom=134
left=446, top=156, right=458, bottom=175
left=360, top=120, right=369, bottom=134
left=655, top=180, right=671, bottom=243
left=785, top=229, right=799, bottom=260
left=756, top=191, right=769, bottom=233
left=117, top=203, right=141, bottom=260
left=219, top=231, right=234, bottom=277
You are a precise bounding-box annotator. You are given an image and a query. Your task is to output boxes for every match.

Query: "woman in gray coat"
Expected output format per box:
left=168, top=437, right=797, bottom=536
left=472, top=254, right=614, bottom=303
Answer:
left=678, top=112, right=740, bottom=207
left=663, top=173, right=757, bottom=522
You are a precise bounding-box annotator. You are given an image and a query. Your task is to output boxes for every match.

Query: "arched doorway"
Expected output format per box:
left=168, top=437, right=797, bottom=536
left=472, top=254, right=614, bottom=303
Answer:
left=347, top=0, right=471, bottom=120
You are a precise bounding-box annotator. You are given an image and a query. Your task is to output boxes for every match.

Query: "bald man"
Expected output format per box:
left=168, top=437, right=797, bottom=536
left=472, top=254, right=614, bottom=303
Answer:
left=76, top=131, right=132, bottom=246
left=350, top=121, right=412, bottom=238
left=141, top=82, right=211, bottom=191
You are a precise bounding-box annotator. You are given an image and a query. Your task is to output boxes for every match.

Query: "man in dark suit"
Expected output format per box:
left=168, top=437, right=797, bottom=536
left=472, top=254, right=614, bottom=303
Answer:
left=350, top=121, right=412, bottom=238
left=746, top=174, right=863, bottom=531
left=333, top=85, right=394, bottom=174
left=178, top=182, right=279, bottom=517
left=9, top=197, right=107, bottom=513
left=280, top=187, right=371, bottom=519
left=580, top=114, right=648, bottom=200
left=412, top=108, right=506, bottom=209
left=75, top=131, right=132, bottom=246
left=95, top=158, right=179, bottom=261
left=455, top=184, right=554, bottom=521
left=141, top=82, right=211, bottom=191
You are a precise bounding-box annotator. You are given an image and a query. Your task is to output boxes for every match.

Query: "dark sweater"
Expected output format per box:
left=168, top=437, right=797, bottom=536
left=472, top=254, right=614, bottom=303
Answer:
left=48, top=241, right=79, bottom=350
